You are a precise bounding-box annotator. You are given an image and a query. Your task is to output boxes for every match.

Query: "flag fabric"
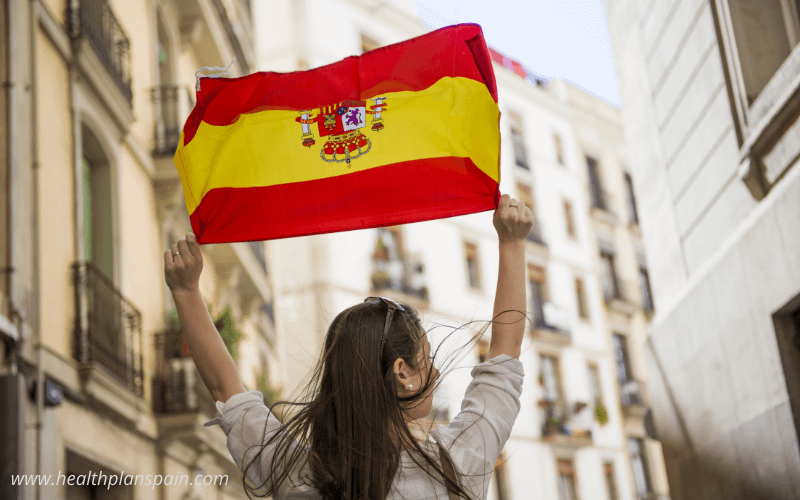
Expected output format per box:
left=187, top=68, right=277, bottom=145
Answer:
left=174, top=23, right=501, bottom=244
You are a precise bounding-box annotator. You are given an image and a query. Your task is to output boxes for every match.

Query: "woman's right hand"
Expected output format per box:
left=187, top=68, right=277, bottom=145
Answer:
left=164, top=233, right=203, bottom=295
left=493, top=194, right=534, bottom=243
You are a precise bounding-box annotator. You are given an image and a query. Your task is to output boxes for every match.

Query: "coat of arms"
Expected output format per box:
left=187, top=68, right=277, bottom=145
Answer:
left=295, top=97, right=386, bottom=165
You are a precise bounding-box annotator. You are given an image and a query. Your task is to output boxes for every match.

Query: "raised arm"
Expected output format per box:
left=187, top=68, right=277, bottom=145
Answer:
left=164, top=233, right=246, bottom=403
left=488, top=194, right=534, bottom=360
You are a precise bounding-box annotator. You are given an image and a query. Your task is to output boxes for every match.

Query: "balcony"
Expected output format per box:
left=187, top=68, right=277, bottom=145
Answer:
left=619, top=378, right=649, bottom=417
left=530, top=302, right=571, bottom=345
left=539, top=400, right=593, bottom=447
left=71, top=261, right=143, bottom=397
left=152, top=328, right=217, bottom=418
left=67, top=1, right=132, bottom=103
left=372, top=236, right=428, bottom=306
left=372, top=270, right=429, bottom=305
left=151, top=85, right=188, bottom=156
left=602, top=278, right=640, bottom=316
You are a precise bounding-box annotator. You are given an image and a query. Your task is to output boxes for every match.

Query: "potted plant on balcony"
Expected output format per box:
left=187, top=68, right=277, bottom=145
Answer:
left=594, top=402, right=609, bottom=425
left=543, top=414, right=568, bottom=436
left=214, top=305, right=243, bottom=359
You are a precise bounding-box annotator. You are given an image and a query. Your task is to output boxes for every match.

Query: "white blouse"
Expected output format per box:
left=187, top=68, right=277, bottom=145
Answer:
left=204, top=353, right=524, bottom=500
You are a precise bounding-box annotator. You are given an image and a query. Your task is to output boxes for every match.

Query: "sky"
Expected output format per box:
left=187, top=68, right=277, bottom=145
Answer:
left=412, top=0, right=621, bottom=107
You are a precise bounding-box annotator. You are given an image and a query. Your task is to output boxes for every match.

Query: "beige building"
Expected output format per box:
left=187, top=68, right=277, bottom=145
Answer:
left=0, top=1, right=279, bottom=499
left=567, top=85, right=671, bottom=500
left=604, top=0, right=800, bottom=498
left=254, top=1, right=671, bottom=499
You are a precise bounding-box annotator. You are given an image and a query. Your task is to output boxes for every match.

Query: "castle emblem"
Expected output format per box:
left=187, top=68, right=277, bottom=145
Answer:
left=295, top=97, right=386, bottom=165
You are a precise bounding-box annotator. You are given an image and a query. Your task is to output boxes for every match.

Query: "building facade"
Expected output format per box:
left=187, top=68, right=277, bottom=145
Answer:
left=0, top=1, right=279, bottom=499
left=567, top=84, right=670, bottom=500
left=604, top=0, right=800, bottom=498
left=255, top=1, right=669, bottom=498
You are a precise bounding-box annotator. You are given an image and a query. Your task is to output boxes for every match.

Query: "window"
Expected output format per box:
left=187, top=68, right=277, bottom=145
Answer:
left=509, top=113, right=529, bottom=169
left=360, top=33, right=380, bottom=53
left=372, top=227, right=428, bottom=300
left=152, top=14, right=180, bottom=156
left=556, top=458, right=579, bottom=500
left=604, top=462, right=619, bottom=500
left=612, top=333, right=633, bottom=383
left=516, top=182, right=534, bottom=211
left=588, top=363, right=603, bottom=406
left=628, top=438, right=653, bottom=497
left=493, top=454, right=510, bottom=500
left=465, top=242, right=481, bottom=289
left=726, top=0, right=800, bottom=106
left=554, top=133, right=565, bottom=164
left=586, top=156, right=607, bottom=210
left=624, top=172, right=639, bottom=225
left=82, top=126, right=114, bottom=282
left=563, top=200, right=576, bottom=237
left=575, top=278, right=589, bottom=319
left=528, top=264, right=547, bottom=325
left=598, top=249, right=620, bottom=301
left=639, top=266, right=654, bottom=312
left=539, top=354, right=564, bottom=403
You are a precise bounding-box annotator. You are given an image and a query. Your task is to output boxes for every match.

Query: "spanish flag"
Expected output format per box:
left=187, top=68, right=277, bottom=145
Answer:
left=175, top=24, right=501, bottom=244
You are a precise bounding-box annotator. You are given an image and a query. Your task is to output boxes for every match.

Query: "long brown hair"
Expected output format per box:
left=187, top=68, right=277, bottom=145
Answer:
left=240, top=299, right=497, bottom=500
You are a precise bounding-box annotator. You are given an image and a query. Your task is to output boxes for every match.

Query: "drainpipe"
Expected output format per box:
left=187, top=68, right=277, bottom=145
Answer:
left=28, top=1, right=44, bottom=499
left=5, top=0, right=20, bottom=373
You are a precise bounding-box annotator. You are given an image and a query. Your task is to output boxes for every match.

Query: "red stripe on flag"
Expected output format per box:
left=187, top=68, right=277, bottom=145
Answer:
left=184, top=24, right=497, bottom=146
left=190, top=157, right=500, bottom=244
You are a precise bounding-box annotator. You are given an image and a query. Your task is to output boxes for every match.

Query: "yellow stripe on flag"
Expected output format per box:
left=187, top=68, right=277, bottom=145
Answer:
left=175, top=76, right=499, bottom=215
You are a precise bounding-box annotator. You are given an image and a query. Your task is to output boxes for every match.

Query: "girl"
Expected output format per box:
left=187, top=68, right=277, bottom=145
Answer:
left=164, top=194, right=534, bottom=500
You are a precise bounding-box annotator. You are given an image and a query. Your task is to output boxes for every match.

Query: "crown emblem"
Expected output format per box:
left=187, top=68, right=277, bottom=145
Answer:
left=296, top=97, right=387, bottom=166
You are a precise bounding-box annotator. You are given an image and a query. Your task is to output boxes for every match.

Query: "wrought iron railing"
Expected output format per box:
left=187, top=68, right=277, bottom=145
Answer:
left=67, top=0, right=132, bottom=102
left=152, top=361, right=217, bottom=418
left=372, top=259, right=428, bottom=301
left=619, top=378, right=646, bottom=407
left=532, top=302, right=571, bottom=338
left=152, top=328, right=217, bottom=417
left=71, top=261, right=143, bottom=396
left=151, top=85, right=182, bottom=156
left=539, top=399, right=592, bottom=442
left=372, top=275, right=429, bottom=301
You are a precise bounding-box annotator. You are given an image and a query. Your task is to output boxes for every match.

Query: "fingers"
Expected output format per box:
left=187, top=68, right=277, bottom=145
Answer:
left=498, top=193, right=511, bottom=211
left=186, top=233, right=200, bottom=259
left=177, top=239, right=191, bottom=260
